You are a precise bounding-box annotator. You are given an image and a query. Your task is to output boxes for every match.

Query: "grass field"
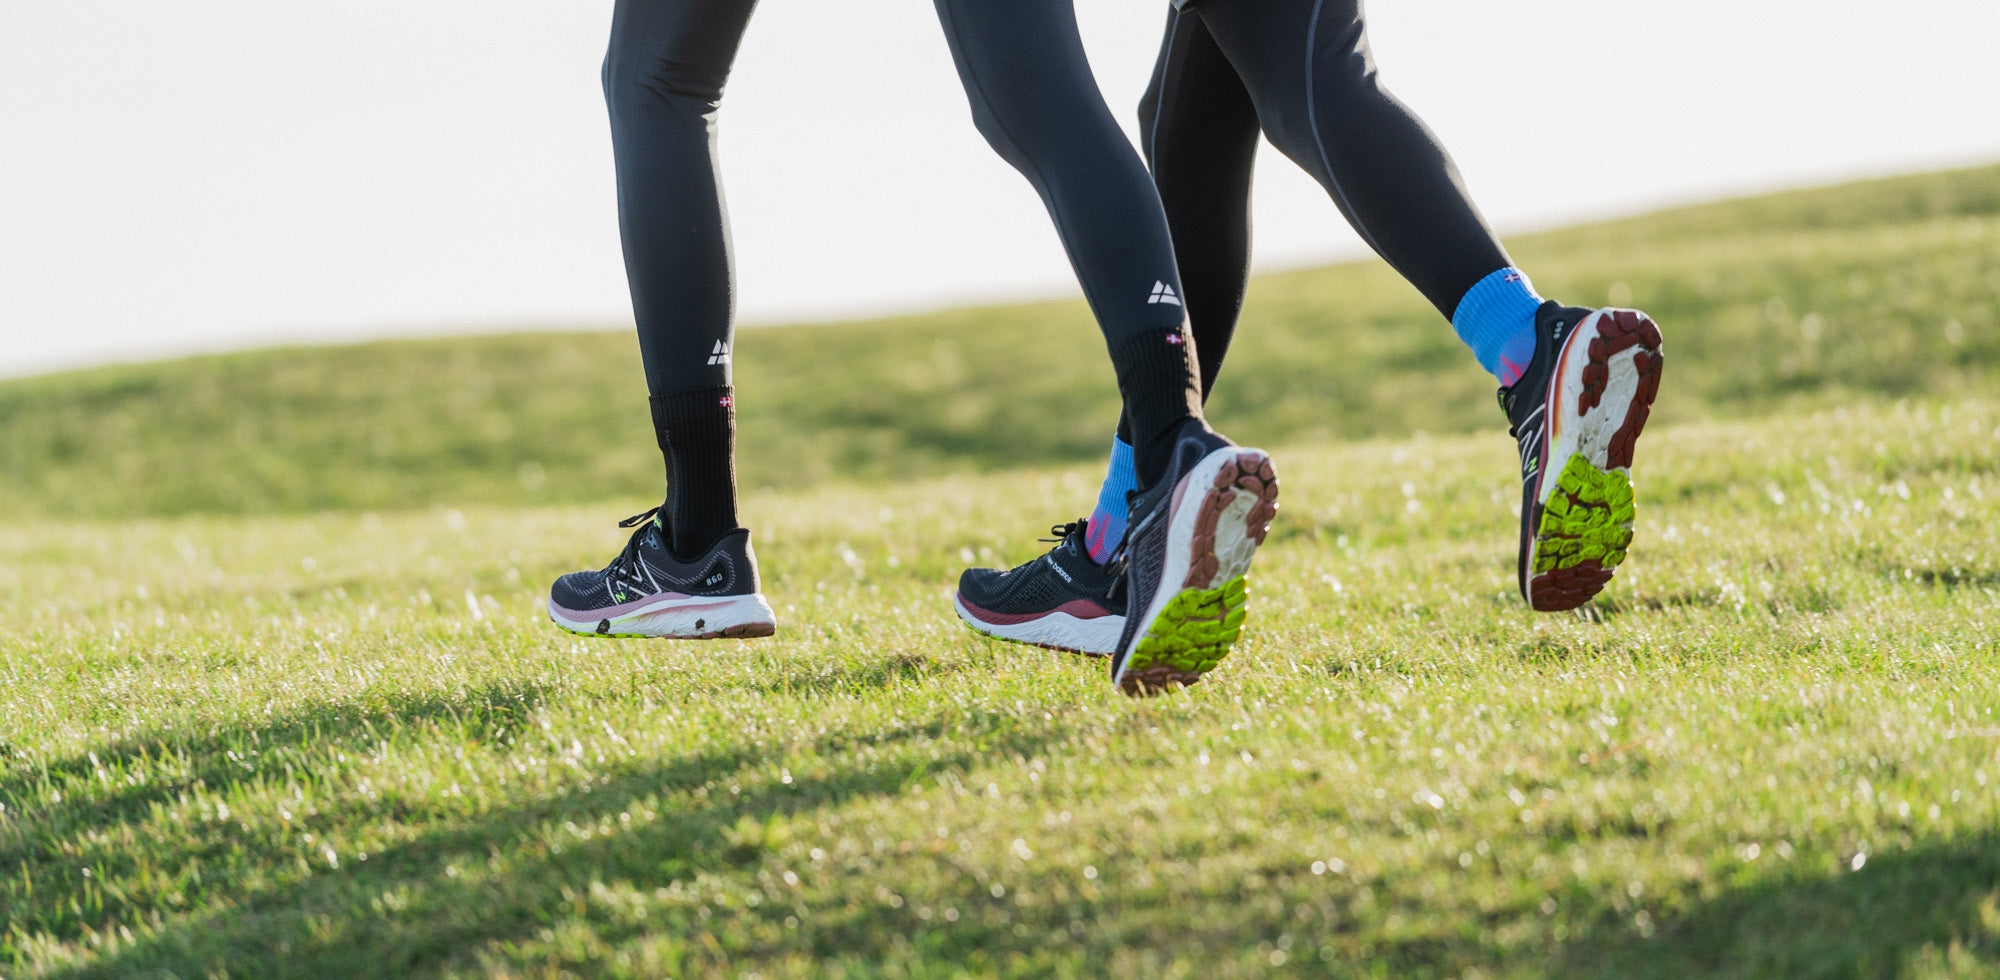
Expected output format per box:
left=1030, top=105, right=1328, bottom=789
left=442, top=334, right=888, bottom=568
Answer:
left=3, top=399, right=1998, bottom=977
left=2, top=164, right=1997, bottom=518
left=3, top=166, right=1999, bottom=976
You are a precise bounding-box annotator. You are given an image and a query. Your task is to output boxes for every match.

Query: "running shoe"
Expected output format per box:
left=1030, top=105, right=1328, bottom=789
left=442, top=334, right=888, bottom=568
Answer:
left=1109, top=419, right=1279, bottom=697
left=953, top=519, right=1125, bottom=656
left=1500, top=302, right=1665, bottom=611
left=547, top=507, right=777, bottom=638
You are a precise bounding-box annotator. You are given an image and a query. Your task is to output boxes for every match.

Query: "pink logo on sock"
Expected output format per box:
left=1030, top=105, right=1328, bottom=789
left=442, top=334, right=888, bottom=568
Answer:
left=1498, top=355, right=1528, bottom=387
left=1166, top=333, right=1183, bottom=345
left=718, top=395, right=733, bottom=408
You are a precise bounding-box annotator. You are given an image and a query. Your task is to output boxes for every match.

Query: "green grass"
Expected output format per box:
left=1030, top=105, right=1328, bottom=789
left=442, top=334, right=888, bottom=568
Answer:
left=4, top=164, right=1999, bottom=976
left=3, top=164, right=1997, bottom=518
left=4, top=398, right=1999, bottom=977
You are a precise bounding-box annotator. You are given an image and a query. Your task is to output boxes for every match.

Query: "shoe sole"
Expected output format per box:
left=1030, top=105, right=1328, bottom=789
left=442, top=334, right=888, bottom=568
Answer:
left=1524, top=308, right=1664, bottom=611
left=1115, top=449, right=1279, bottom=697
left=951, top=594, right=1123, bottom=657
left=548, top=592, right=777, bottom=639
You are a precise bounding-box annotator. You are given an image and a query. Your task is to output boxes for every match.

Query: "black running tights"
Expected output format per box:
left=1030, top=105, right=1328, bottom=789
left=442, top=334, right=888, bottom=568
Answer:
left=605, top=0, right=1202, bottom=486
left=1122, top=0, right=1516, bottom=437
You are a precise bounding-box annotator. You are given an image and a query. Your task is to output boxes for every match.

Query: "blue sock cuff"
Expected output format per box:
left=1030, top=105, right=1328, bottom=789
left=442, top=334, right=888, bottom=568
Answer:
left=1451, top=267, right=1544, bottom=378
left=1095, top=437, right=1137, bottom=519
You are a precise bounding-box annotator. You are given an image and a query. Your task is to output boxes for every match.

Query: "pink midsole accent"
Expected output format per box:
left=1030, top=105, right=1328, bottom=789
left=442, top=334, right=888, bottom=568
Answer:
left=958, top=596, right=1115, bottom=626
left=549, top=591, right=704, bottom=622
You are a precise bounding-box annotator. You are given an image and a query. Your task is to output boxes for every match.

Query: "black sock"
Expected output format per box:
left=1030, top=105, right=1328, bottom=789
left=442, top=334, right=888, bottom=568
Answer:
left=1110, top=325, right=1203, bottom=488
left=649, top=386, right=739, bottom=559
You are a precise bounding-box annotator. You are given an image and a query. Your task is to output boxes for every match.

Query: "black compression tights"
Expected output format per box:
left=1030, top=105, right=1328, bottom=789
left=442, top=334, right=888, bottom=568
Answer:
left=605, top=0, right=1202, bottom=489
left=1116, top=0, right=1515, bottom=439
left=602, top=0, right=754, bottom=397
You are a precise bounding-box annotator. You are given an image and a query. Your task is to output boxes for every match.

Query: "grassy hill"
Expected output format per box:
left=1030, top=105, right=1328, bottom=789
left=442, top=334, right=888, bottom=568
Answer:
left=2, top=400, right=1995, bottom=976
left=3, top=163, right=1997, bottom=520
left=4, top=165, right=1999, bottom=976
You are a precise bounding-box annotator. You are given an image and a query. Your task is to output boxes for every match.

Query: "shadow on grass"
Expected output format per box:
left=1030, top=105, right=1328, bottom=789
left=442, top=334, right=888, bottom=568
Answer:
left=13, top=680, right=1084, bottom=978
left=15, top=682, right=2000, bottom=977
left=0, top=682, right=549, bottom=845
left=1553, top=835, right=2000, bottom=978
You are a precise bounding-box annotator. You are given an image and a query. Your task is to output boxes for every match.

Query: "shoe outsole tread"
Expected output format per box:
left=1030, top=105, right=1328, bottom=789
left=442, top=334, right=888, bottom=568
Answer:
left=1528, top=456, right=1634, bottom=611
left=1522, top=307, right=1663, bottom=611
left=1119, top=575, right=1249, bottom=696
left=1118, top=451, right=1278, bottom=697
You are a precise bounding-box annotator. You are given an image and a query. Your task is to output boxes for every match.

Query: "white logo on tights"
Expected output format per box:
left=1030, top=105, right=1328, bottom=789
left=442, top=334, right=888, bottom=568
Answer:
left=707, top=340, right=731, bottom=366
left=1147, top=281, right=1182, bottom=306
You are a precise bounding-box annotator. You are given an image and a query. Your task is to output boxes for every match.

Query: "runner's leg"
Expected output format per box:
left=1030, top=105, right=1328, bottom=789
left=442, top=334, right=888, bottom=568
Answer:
left=603, top=0, right=759, bottom=557
left=932, top=0, right=1202, bottom=489
left=1192, top=0, right=1512, bottom=317
left=1138, top=10, right=1262, bottom=408
left=1082, top=9, right=1263, bottom=563
left=938, top=1, right=1280, bottom=688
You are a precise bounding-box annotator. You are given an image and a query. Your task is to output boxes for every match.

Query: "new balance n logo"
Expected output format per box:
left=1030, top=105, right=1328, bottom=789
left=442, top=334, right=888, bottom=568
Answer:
left=707, top=341, right=731, bottom=366
left=1147, top=281, right=1182, bottom=306
left=1515, top=406, right=1547, bottom=479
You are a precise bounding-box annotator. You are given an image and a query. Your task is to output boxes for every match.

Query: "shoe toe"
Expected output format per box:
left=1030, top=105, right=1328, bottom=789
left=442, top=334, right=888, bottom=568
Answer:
left=549, top=570, right=605, bottom=612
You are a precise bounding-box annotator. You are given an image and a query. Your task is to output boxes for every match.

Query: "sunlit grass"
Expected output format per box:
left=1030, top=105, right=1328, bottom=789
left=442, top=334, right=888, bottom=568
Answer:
left=4, top=399, right=1997, bottom=977
left=2, top=164, right=1996, bottom=519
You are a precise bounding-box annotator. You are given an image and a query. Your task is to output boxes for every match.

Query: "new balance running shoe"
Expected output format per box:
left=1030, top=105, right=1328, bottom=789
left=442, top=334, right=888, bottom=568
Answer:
left=547, top=507, right=776, bottom=638
left=1109, top=419, right=1279, bottom=697
left=1500, top=302, right=1665, bottom=611
left=953, top=519, right=1125, bottom=656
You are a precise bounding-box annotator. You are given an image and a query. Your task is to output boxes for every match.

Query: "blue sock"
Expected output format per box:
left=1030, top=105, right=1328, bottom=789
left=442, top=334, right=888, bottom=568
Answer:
left=1451, top=267, right=1544, bottom=387
left=1084, top=436, right=1137, bottom=564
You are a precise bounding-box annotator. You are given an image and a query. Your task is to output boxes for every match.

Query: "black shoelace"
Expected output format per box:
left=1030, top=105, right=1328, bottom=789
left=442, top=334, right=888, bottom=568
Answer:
left=1038, top=519, right=1088, bottom=544
left=1036, top=518, right=1124, bottom=602
left=606, top=507, right=664, bottom=592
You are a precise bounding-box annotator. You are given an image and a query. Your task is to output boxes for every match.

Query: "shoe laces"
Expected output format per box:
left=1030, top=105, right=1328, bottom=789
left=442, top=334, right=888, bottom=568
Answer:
left=607, top=506, right=663, bottom=589
left=1038, top=519, right=1088, bottom=545
left=1035, top=518, right=1123, bottom=603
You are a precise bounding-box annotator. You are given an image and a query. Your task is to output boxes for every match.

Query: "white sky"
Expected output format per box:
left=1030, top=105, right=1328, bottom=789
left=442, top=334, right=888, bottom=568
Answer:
left=3, top=0, right=1998, bottom=378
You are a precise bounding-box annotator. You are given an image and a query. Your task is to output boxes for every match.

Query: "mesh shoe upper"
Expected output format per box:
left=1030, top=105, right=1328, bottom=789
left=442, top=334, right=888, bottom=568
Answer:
left=550, top=508, right=761, bottom=616
left=956, top=520, right=1124, bottom=620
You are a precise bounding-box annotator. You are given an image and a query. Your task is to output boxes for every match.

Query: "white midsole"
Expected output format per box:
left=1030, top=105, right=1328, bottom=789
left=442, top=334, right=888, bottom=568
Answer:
left=953, top=595, right=1123, bottom=656
left=548, top=592, right=776, bottom=637
left=1540, top=309, right=1646, bottom=507
left=1113, top=447, right=1262, bottom=686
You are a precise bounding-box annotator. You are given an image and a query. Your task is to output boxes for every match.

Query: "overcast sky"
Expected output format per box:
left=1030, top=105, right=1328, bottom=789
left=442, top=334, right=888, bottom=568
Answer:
left=3, top=0, right=1998, bottom=378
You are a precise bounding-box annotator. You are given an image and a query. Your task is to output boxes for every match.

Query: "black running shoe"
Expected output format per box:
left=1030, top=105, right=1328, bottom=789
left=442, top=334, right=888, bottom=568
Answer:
left=1500, top=302, right=1665, bottom=611
left=1109, top=419, right=1279, bottom=697
left=547, top=507, right=776, bottom=638
left=953, top=519, right=1126, bottom=656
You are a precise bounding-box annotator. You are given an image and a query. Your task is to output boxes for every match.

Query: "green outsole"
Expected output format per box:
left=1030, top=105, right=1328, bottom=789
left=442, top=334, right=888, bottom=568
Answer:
left=1124, top=576, right=1250, bottom=679
left=1533, top=454, right=1637, bottom=574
